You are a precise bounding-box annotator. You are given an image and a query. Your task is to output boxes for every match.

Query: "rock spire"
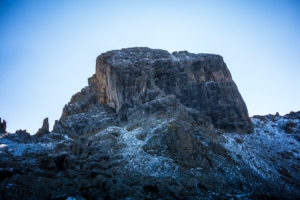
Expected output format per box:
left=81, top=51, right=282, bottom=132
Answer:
left=36, top=118, right=49, bottom=136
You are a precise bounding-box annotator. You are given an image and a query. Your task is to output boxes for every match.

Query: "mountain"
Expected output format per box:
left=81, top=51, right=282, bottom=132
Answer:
left=54, top=47, right=253, bottom=137
left=0, top=48, right=299, bottom=199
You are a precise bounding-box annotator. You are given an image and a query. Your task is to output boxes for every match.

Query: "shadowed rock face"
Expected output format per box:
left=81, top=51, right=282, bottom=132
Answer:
left=36, top=118, right=49, bottom=136
left=88, top=47, right=252, bottom=133
left=0, top=118, right=6, bottom=133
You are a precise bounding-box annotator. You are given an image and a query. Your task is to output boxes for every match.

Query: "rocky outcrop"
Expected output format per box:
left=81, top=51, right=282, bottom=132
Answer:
left=0, top=118, right=6, bottom=133
left=7, top=48, right=298, bottom=199
left=1, top=111, right=300, bottom=199
left=253, top=111, right=300, bottom=141
left=52, top=89, right=117, bottom=137
left=8, top=129, right=31, bottom=143
left=284, top=111, right=300, bottom=135
left=36, top=118, right=49, bottom=136
left=95, top=48, right=253, bottom=133
left=55, top=47, right=253, bottom=136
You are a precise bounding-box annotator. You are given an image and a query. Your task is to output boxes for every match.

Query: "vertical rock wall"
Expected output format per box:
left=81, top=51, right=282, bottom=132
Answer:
left=93, top=47, right=253, bottom=133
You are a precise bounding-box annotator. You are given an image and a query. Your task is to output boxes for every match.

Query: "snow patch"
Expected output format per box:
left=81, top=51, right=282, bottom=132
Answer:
left=171, top=54, right=180, bottom=62
left=0, top=134, right=71, bottom=156
left=108, top=120, right=180, bottom=177
left=223, top=116, right=300, bottom=180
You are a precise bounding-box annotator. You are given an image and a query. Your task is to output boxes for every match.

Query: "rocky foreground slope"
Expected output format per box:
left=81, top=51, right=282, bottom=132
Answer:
left=0, top=48, right=299, bottom=199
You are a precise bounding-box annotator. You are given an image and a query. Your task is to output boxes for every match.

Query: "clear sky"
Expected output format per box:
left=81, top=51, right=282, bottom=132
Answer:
left=1, top=0, right=300, bottom=134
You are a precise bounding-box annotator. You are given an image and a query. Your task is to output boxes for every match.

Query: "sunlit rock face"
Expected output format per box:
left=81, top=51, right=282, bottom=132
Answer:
left=55, top=47, right=253, bottom=136
left=2, top=48, right=299, bottom=199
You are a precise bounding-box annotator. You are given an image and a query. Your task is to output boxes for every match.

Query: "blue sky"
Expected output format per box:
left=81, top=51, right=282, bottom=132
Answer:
left=1, top=0, right=300, bottom=134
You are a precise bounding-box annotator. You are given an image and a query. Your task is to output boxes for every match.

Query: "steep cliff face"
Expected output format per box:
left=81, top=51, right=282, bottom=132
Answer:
left=55, top=47, right=253, bottom=135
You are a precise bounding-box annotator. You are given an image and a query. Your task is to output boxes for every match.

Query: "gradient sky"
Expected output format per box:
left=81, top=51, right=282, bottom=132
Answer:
left=1, top=0, right=300, bottom=134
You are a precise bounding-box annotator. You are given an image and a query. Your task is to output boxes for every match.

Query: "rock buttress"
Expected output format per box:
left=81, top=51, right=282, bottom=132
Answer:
left=93, top=47, right=253, bottom=133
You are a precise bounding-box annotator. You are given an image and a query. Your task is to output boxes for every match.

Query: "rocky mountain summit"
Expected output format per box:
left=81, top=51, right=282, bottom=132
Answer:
left=0, top=48, right=299, bottom=199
